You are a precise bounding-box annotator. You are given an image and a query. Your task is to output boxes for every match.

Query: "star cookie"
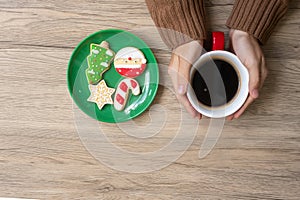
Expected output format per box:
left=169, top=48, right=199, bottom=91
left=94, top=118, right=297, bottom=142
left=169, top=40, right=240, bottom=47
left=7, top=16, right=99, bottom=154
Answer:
left=87, top=80, right=115, bottom=110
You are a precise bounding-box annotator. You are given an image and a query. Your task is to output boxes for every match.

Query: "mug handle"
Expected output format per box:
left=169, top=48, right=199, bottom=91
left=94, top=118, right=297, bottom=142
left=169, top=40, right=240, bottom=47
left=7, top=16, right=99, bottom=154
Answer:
left=212, top=32, right=225, bottom=51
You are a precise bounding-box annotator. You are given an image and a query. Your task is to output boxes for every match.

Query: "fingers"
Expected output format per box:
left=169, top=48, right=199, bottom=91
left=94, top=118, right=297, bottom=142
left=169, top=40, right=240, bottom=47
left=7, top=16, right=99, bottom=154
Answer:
left=228, top=62, right=262, bottom=121
left=234, top=96, right=255, bottom=119
left=172, top=41, right=202, bottom=95
left=228, top=31, right=270, bottom=120
left=226, top=60, right=260, bottom=121
left=226, top=114, right=234, bottom=121
left=168, top=53, right=201, bottom=119
left=230, top=64, right=268, bottom=120
left=259, top=57, right=268, bottom=89
left=177, top=94, right=202, bottom=119
left=168, top=53, right=179, bottom=92
left=177, top=56, right=191, bottom=95
left=175, top=55, right=201, bottom=119
left=246, top=61, right=261, bottom=99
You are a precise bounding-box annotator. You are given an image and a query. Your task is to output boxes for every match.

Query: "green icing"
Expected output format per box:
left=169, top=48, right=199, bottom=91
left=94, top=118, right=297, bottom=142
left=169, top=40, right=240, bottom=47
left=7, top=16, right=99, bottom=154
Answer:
left=86, top=43, right=115, bottom=85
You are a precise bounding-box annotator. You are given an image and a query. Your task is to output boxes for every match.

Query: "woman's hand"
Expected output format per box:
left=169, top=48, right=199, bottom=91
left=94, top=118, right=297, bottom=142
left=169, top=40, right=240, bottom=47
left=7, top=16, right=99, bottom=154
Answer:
left=227, top=29, right=268, bottom=120
left=169, top=41, right=203, bottom=119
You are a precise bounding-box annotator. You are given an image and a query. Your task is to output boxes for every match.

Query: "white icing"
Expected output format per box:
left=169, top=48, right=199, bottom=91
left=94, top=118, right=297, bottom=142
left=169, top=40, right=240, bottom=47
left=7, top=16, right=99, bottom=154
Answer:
left=92, top=49, right=99, bottom=54
left=126, top=78, right=140, bottom=95
left=115, top=64, right=142, bottom=69
left=118, top=88, right=127, bottom=98
left=115, top=47, right=146, bottom=60
left=114, top=86, right=125, bottom=111
left=114, top=102, right=123, bottom=111
left=100, top=62, right=109, bottom=68
left=106, top=50, right=113, bottom=56
left=88, top=70, right=95, bottom=75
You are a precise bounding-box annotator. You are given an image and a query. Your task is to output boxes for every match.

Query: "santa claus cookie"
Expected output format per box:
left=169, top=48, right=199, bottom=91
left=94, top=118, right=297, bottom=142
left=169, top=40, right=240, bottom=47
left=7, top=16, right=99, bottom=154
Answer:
left=114, top=47, right=147, bottom=78
left=114, top=78, right=140, bottom=111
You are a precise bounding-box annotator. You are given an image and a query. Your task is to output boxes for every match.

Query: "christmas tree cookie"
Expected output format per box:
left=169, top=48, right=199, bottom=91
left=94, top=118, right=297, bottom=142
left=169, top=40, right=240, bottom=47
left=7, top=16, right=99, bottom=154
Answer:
left=86, top=41, right=115, bottom=85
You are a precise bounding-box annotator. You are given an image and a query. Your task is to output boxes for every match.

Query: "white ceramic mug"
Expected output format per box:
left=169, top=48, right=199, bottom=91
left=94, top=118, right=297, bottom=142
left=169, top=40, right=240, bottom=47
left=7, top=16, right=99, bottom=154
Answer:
left=187, top=32, right=249, bottom=118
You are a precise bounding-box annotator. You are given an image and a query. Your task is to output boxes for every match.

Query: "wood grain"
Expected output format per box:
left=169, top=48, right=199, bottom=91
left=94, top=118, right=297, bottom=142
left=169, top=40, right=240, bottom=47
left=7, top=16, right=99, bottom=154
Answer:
left=0, top=0, right=299, bottom=199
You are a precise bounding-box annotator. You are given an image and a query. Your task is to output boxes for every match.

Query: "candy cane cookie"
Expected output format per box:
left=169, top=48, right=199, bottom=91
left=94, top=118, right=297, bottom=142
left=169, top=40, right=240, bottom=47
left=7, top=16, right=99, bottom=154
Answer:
left=114, top=78, right=140, bottom=111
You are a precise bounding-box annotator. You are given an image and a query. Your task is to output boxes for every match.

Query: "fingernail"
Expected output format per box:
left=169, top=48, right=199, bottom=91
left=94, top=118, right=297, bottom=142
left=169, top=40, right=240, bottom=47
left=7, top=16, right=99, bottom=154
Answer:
left=178, top=85, right=186, bottom=95
left=251, top=89, right=259, bottom=98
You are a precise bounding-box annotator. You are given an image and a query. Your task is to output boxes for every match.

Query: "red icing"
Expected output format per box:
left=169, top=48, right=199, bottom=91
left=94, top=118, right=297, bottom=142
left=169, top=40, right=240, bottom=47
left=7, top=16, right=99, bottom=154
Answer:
left=116, top=94, right=125, bottom=105
left=130, top=80, right=137, bottom=88
left=128, top=57, right=132, bottom=61
left=120, top=82, right=128, bottom=92
left=115, top=64, right=147, bottom=78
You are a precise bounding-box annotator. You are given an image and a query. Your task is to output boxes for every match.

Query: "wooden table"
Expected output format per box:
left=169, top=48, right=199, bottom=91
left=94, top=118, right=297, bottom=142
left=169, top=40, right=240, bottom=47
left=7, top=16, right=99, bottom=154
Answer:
left=0, top=0, right=299, bottom=199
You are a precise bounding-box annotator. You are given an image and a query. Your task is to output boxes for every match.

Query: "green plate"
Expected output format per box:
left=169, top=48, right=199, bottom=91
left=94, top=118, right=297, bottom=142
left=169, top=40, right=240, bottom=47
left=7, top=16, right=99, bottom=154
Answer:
left=67, top=29, right=159, bottom=123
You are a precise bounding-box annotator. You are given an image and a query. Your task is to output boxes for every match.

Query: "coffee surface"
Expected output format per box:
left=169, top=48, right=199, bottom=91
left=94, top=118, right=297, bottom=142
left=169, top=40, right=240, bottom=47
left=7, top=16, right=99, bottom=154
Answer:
left=192, top=59, right=239, bottom=107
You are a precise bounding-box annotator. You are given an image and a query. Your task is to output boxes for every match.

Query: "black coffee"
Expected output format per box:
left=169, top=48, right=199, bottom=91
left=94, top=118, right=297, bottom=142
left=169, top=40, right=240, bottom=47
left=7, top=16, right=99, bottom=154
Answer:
left=192, top=59, right=239, bottom=107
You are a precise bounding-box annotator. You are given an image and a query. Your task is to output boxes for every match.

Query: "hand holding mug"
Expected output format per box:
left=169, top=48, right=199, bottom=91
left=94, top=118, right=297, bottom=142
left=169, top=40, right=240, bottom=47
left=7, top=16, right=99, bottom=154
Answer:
left=187, top=32, right=249, bottom=118
left=168, top=41, right=204, bottom=119
left=227, top=29, right=268, bottom=120
left=170, top=31, right=267, bottom=119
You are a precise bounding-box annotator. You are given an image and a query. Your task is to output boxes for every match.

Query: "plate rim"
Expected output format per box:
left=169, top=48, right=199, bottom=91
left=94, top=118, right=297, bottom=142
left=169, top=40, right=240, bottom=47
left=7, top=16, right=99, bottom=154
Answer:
left=67, top=29, right=159, bottom=123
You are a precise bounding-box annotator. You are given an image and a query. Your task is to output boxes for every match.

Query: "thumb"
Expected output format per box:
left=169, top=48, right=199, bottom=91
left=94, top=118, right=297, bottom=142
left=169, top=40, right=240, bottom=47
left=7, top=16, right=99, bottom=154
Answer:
left=177, top=56, right=191, bottom=95
left=248, top=66, right=260, bottom=99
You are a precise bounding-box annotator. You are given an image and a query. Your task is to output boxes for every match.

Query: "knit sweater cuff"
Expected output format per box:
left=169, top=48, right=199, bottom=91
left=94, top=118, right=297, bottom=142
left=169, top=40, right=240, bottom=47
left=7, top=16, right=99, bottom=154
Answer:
left=226, top=0, right=288, bottom=44
left=146, top=0, right=206, bottom=50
